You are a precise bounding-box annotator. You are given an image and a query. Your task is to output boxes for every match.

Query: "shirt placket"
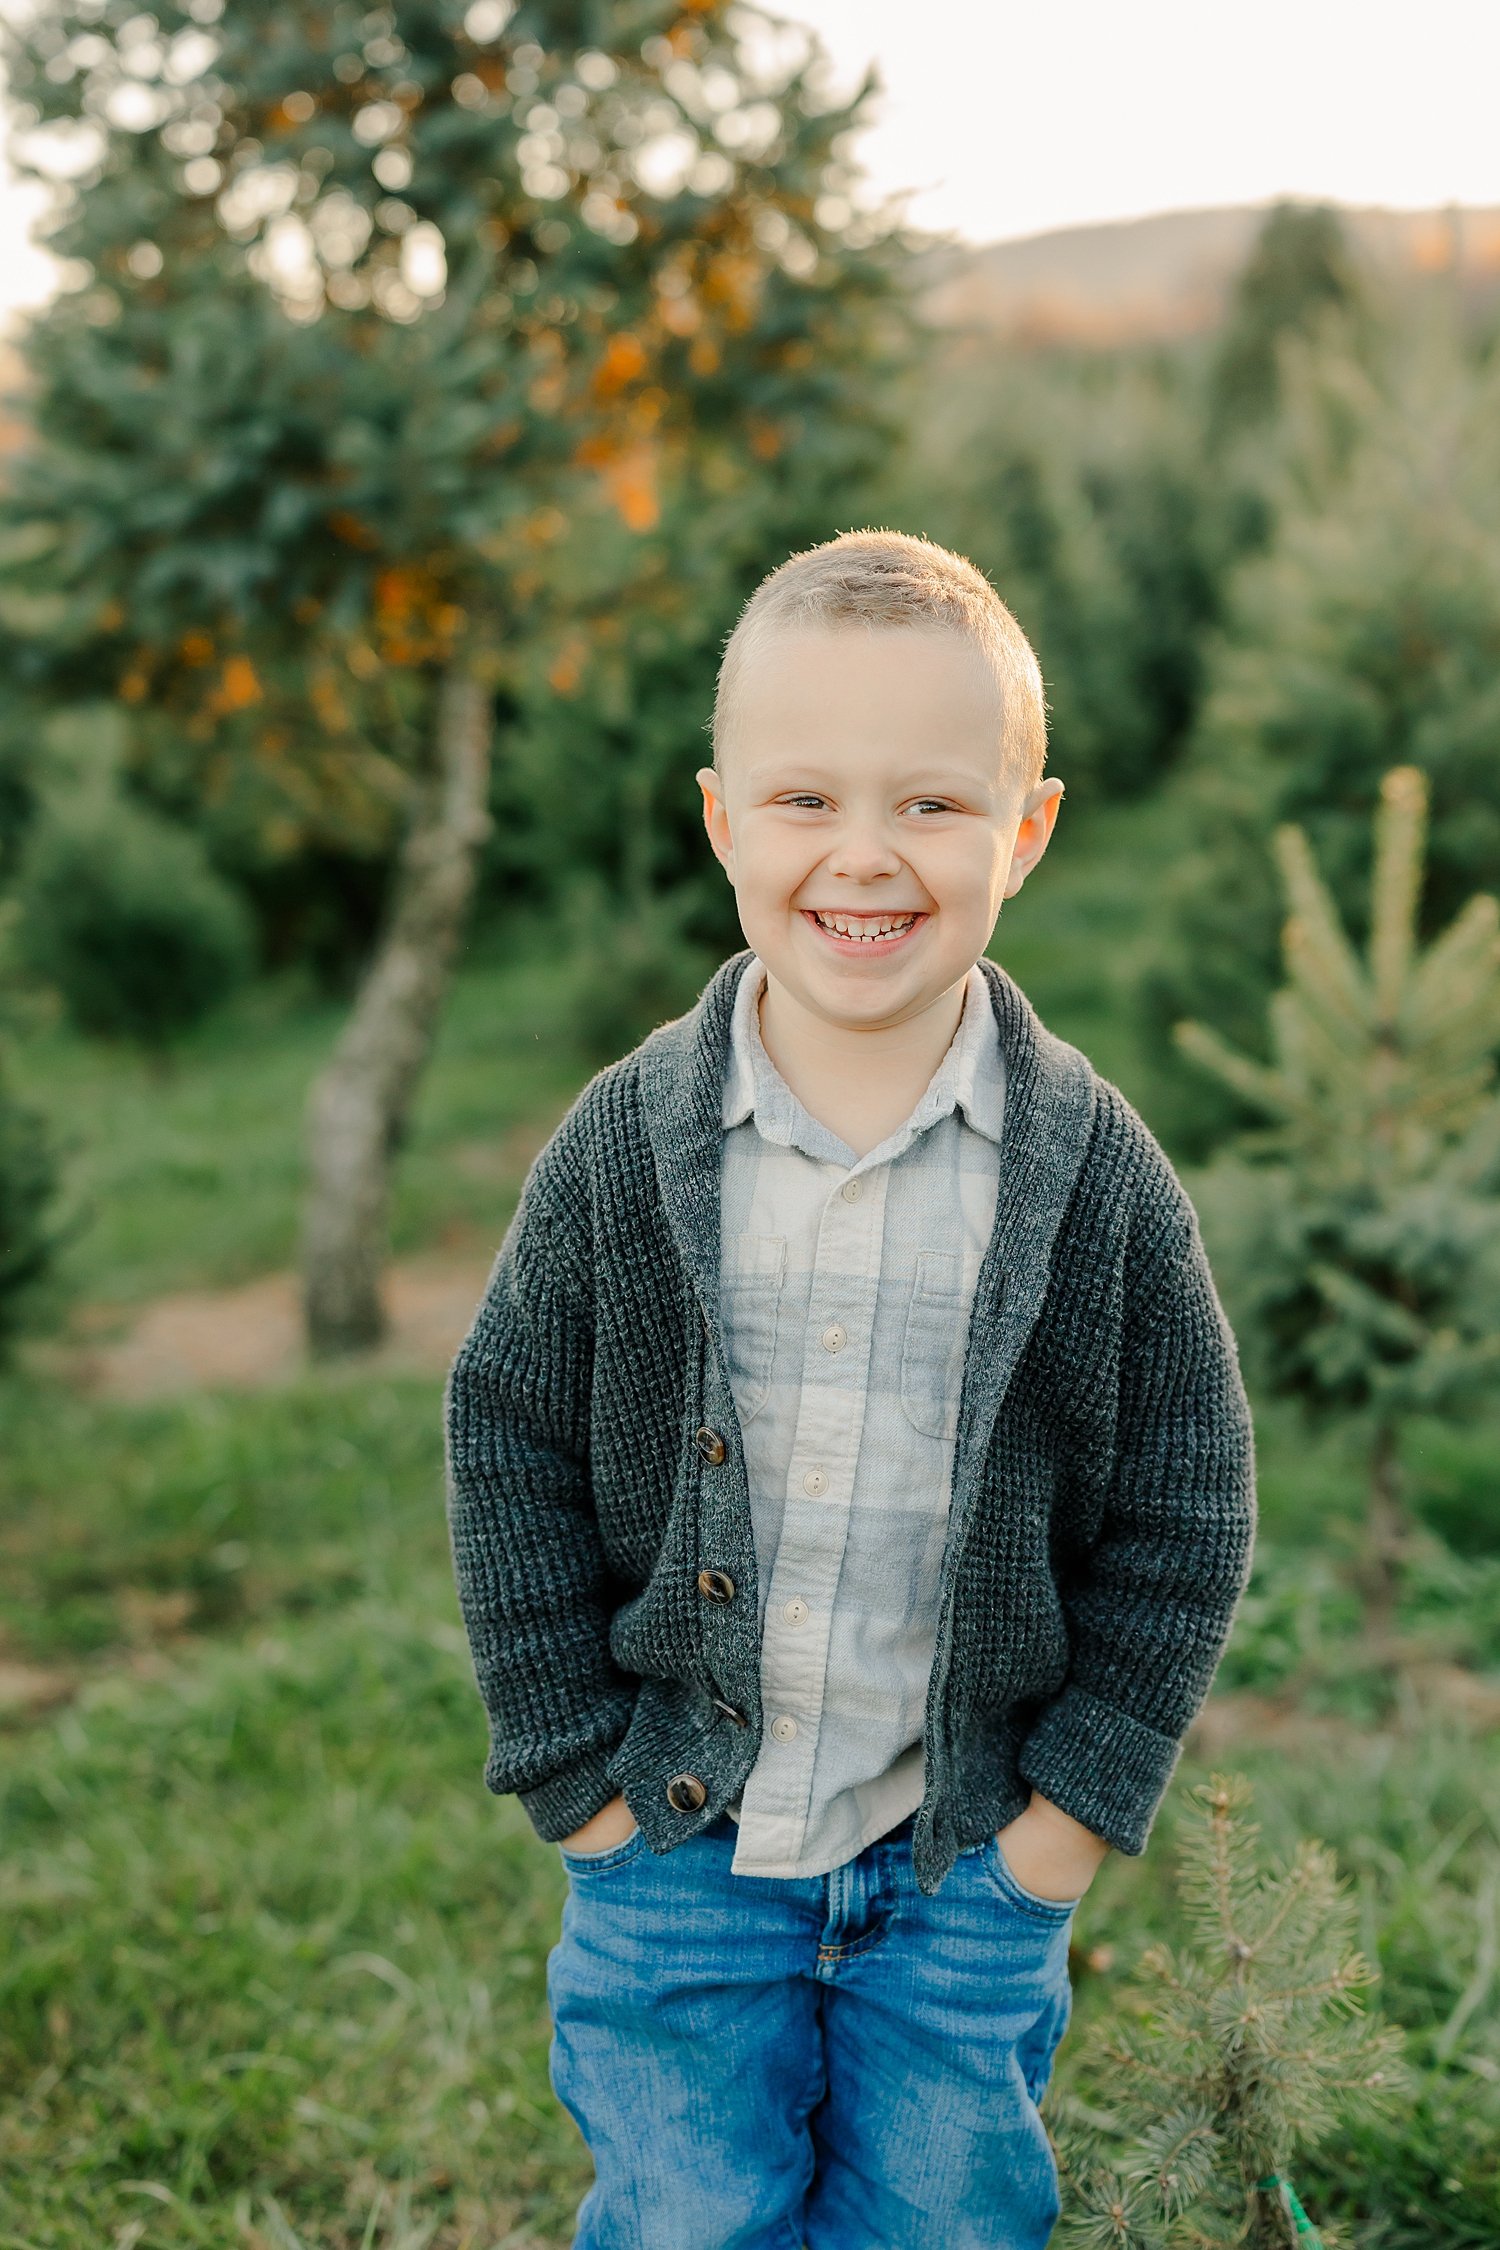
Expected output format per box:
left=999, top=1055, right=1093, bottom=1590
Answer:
left=739, top=1151, right=889, bottom=1849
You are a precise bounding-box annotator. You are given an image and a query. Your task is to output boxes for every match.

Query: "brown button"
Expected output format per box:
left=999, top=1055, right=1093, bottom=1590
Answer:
left=697, top=1568, right=736, bottom=1603
left=711, top=1697, right=750, bottom=1728
left=695, top=1426, right=727, bottom=1466
left=666, top=1772, right=707, bottom=1813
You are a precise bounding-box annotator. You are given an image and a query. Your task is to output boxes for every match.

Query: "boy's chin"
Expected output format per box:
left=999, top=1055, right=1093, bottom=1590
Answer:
left=757, top=932, right=971, bottom=1030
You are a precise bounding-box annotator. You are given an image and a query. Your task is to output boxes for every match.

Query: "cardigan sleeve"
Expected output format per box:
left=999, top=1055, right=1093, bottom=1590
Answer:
left=1017, top=1191, right=1257, bottom=1855
left=444, top=1123, right=638, bottom=1843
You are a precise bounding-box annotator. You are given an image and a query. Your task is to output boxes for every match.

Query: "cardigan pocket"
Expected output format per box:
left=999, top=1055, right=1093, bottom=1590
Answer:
left=721, top=1232, right=786, bottom=1422
left=900, top=1248, right=982, bottom=1441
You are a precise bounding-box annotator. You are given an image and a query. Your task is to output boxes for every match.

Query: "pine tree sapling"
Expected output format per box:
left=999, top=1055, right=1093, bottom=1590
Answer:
left=1051, top=1774, right=1408, bottom=2250
left=1174, top=766, right=1500, bottom=1645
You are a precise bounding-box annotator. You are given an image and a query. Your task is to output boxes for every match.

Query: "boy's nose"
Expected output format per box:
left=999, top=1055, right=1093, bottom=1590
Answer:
left=822, top=819, right=904, bottom=882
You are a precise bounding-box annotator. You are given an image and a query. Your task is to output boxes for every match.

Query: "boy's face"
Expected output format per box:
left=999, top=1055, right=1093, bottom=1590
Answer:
left=696, top=625, right=1063, bottom=1034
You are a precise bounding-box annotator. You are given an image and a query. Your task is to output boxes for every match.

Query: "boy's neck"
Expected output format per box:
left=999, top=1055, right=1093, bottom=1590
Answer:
left=756, top=967, right=972, bottom=1161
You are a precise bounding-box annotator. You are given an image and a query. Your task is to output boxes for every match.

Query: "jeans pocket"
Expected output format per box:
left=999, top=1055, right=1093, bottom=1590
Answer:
left=983, top=1835, right=1083, bottom=1919
left=558, top=1826, right=647, bottom=1875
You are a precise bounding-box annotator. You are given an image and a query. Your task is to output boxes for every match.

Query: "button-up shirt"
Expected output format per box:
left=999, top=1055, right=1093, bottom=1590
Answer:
left=718, top=955, right=1005, bottom=1878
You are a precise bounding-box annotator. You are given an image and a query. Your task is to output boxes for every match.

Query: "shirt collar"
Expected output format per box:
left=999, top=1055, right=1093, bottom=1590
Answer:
left=722, top=954, right=1006, bottom=1164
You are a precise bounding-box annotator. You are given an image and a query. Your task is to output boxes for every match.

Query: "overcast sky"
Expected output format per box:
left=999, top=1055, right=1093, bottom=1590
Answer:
left=3, top=0, right=1499, bottom=329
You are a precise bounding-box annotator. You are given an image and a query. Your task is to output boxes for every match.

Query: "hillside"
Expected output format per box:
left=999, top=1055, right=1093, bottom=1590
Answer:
left=921, top=200, right=1500, bottom=342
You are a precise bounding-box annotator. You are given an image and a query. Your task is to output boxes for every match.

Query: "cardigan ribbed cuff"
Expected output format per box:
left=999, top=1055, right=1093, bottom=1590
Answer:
left=513, top=1745, right=626, bottom=1844
left=1017, top=1682, right=1184, bottom=1857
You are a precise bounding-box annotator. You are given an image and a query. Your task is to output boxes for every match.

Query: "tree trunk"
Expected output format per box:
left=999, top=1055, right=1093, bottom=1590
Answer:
left=1358, top=1415, right=1407, bottom=1660
left=302, top=657, right=492, bottom=1358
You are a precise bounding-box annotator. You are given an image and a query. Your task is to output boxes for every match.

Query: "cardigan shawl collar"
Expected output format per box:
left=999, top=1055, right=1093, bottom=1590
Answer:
left=637, top=947, right=1097, bottom=1561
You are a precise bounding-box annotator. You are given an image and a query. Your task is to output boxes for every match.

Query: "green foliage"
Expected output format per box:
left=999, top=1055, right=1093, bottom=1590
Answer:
left=552, top=869, right=719, bottom=1065
left=17, top=791, right=254, bottom=1052
left=1208, top=201, right=1368, bottom=443
left=1216, top=1530, right=1500, bottom=1715
left=1141, top=325, right=1500, bottom=1152
left=1176, top=767, right=1500, bottom=1635
left=1053, top=1774, right=1408, bottom=2250
left=0, top=901, right=68, bottom=1352
left=0, top=1061, right=62, bottom=1355
left=1176, top=767, right=1500, bottom=1434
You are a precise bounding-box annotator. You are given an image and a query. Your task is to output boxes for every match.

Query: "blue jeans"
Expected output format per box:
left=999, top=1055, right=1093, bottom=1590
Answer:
left=545, top=1810, right=1077, bottom=2249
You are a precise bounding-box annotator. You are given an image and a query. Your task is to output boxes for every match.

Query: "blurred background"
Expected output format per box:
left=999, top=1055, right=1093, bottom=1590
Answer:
left=2, top=3, right=1499, bottom=2243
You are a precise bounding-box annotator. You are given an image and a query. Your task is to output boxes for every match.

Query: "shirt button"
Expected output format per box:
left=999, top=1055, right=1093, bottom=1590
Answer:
left=782, top=1596, right=809, bottom=1626
left=801, top=1466, right=828, bottom=1498
left=770, top=1715, right=799, bottom=1743
left=820, top=1322, right=847, bottom=1353
left=840, top=1178, right=862, bottom=1203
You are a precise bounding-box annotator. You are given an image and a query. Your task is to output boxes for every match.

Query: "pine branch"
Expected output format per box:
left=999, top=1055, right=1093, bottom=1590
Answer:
left=1273, top=823, right=1371, bottom=1034
left=1410, top=891, right=1500, bottom=1032
left=1368, top=765, right=1426, bottom=1030
left=1173, top=1019, right=1299, bottom=1120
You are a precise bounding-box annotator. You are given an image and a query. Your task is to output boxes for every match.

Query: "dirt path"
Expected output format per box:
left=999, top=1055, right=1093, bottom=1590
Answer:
left=41, top=1248, right=496, bottom=1401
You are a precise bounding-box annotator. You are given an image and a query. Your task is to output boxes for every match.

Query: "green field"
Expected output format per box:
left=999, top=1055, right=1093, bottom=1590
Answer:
left=4, top=798, right=1500, bottom=2247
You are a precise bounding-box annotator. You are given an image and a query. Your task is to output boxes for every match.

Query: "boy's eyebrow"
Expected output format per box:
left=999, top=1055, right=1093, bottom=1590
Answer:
left=747, top=763, right=999, bottom=798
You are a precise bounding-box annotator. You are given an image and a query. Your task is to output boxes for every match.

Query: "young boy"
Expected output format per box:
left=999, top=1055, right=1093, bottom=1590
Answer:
left=445, top=530, right=1257, bottom=2250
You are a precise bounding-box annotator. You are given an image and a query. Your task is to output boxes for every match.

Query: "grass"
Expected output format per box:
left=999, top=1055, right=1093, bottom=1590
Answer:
left=2, top=1369, right=1499, bottom=2246
left=9, top=937, right=586, bottom=1313
left=2, top=797, right=1499, bottom=2244
left=1, top=1543, right=585, bottom=2248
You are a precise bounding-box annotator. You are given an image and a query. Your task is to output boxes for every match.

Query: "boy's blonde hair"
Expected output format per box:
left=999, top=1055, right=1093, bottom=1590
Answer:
left=711, top=528, right=1048, bottom=795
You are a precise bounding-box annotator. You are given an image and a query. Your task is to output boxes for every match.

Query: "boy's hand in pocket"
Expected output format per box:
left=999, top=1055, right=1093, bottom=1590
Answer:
left=561, top=1793, right=638, bottom=1853
left=996, top=1790, right=1111, bottom=1901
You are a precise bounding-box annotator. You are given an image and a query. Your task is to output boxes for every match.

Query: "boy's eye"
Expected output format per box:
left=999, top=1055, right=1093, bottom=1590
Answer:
left=908, top=799, right=955, bottom=815
left=780, top=794, right=829, bottom=810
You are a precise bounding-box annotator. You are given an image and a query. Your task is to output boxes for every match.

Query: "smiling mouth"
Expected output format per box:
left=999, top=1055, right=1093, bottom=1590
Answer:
left=803, top=909, right=925, bottom=944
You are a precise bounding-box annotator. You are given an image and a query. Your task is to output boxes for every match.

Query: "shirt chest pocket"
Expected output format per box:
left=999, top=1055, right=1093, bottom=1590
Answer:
left=900, top=1248, right=983, bottom=1442
left=721, top=1232, right=787, bottom=1422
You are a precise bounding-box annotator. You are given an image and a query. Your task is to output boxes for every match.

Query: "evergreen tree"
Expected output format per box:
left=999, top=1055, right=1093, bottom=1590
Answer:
left=1207, top=201, right=1367, bottom=446
left=1052, top=1774, right=1407, bottom=2250
left=1140, top=324, right=1500, bottom=1155
left=1174, top=767, right=1500, bottom=1645
left=1, top=0, right=909, bottom=1352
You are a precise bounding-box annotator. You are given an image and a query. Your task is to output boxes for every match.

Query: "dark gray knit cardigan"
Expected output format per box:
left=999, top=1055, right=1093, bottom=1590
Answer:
left=445, top=948, right=1256, bottom=1896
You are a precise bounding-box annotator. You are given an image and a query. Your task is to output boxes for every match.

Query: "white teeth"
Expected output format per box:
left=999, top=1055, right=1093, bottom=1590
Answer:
left=812, top=910, right=918, bottom=941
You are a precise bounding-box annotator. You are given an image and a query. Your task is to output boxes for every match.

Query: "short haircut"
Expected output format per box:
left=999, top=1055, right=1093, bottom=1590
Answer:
left=711, top=528, right=1048, bottom=794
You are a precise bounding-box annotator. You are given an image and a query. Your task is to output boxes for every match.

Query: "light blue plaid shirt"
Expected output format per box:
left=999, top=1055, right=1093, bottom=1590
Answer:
left=719, top=956, right=1005, bottom=1878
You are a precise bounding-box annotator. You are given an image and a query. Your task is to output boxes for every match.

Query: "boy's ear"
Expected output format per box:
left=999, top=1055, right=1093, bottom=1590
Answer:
left=696, top=764, right=735, bottom=879
left=1002, top=775, right=1065, bottom=899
